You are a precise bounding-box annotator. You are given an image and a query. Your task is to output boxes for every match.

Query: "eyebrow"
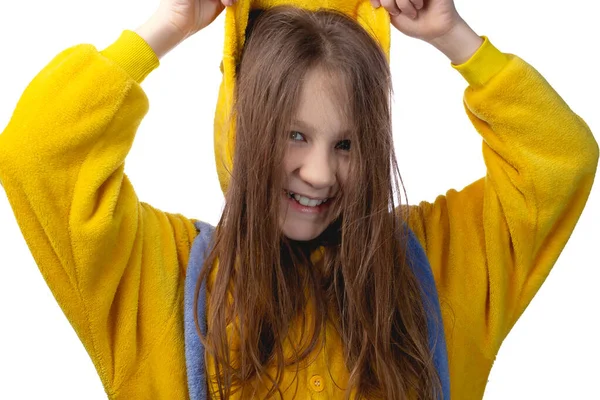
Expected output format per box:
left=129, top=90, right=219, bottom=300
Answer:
left=291, top=119, right=352, bottom=138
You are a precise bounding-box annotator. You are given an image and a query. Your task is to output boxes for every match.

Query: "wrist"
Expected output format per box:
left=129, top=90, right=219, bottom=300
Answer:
left=134, top=13, right=186, bottom=60
left=428, top=19, right=484, bottom=65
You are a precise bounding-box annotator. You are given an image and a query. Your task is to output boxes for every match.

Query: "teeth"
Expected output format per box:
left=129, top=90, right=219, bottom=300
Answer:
left=287, top=191, right=328, bottom=207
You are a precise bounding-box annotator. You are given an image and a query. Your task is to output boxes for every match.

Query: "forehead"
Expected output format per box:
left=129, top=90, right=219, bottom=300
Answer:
left=293, top=66, right=351, bottom=137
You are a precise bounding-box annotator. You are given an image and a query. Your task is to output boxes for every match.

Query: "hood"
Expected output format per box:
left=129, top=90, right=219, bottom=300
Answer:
left=213, top=0, right=391, bottom=194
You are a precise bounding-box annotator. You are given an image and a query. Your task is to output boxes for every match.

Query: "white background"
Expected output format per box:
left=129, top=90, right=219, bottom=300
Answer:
left=0, top=0, right=598, bottom=398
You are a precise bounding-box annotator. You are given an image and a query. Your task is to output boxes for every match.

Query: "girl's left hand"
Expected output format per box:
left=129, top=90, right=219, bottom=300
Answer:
left=370, top=0, right=463, bottom=43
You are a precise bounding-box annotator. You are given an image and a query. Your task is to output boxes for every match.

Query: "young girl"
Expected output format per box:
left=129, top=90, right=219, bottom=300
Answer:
left=0, top=0, right=597, bottom=399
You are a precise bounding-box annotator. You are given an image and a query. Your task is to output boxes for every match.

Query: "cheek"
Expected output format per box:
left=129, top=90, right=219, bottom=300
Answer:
left=283, top=146, right=302, bottom=176
left=337, top=157, right=350, bottom=185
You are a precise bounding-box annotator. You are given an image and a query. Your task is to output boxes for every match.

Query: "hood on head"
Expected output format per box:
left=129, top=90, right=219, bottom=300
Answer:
left=213, top=0, right=391, bottom=194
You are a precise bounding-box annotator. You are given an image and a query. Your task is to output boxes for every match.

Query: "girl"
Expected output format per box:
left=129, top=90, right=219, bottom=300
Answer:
left=0, top=0, right=597, bottom=399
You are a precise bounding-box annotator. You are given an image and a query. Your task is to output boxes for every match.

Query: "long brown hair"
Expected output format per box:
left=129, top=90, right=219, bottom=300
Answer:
left=195, top=6, right=443, bottom=399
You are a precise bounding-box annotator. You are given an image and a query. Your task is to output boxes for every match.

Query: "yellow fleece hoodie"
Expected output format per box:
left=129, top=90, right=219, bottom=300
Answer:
left=0, top=5, right=598, bottom=400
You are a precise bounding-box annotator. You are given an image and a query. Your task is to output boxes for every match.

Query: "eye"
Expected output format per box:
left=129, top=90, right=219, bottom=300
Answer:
left=289, top=131, right=305, bottom=142
left=335, top=139, right=351, bottom=151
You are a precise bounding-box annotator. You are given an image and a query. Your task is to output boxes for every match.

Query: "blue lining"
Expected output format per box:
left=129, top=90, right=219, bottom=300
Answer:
left=184, top=221, right=214, bottom=400
left=403, top=223, right=451, bottom=399
left=183, top=220, right=450, bottom=399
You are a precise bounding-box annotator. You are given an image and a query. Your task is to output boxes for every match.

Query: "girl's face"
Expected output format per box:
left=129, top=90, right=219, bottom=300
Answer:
left=280, top=67, right=351, bottom=241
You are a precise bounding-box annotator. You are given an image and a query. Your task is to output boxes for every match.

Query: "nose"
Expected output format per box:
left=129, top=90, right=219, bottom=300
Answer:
left=298, top=146, right=337, bottom=190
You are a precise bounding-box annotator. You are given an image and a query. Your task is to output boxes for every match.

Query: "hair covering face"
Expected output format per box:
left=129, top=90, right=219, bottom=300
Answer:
left=214, top=0, right=391, bottom=194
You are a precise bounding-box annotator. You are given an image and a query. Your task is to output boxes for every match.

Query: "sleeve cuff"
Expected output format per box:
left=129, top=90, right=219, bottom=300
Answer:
left=99, top=30, right=160, bottom=84
left=451, top=35, right=510, bottom=88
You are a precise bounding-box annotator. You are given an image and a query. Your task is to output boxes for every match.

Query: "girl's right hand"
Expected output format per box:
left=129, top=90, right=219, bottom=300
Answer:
left=156, top=0, right=232, bottom=41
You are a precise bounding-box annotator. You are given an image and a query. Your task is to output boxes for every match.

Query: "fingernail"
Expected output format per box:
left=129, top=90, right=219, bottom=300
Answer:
left=369, top=0, right=381, bottom=8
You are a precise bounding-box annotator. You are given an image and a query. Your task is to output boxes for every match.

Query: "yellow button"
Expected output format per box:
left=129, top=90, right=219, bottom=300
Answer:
left=310, top=375, right=325, bottom=392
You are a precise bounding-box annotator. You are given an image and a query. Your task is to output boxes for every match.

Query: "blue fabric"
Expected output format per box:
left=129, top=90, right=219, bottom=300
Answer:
left=184, top=220, right=450, bottom=399
left=184, top=220, right=214, bottom=400
left=403, top=224, right=451, bottom=399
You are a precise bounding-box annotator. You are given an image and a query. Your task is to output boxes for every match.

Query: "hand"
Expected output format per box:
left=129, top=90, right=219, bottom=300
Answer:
left=155, top=0, right=230, bottom=41
left=370, top=0, right=463, bottom=43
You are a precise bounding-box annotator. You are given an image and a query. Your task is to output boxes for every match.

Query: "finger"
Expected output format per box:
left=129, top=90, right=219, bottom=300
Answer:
left=410, top=0, right=424, bottom=10
left=380, top=0, right=401, bottom=16
left=395, top=0, right=418, bottom=19
left=370, top=0, right=381, bottom=7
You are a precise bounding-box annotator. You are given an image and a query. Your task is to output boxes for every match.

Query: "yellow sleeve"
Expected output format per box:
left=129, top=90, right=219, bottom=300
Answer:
left=0, top=30, right=197, bottom=398
left=403, top=36, right=599, bottom=398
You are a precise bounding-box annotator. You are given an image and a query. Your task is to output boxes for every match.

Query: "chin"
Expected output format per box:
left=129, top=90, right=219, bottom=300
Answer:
left=281, top=221, right=328, bottom=242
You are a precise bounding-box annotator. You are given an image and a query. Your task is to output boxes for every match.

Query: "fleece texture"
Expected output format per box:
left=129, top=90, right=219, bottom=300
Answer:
left=0, top=11, right=598, bottom=400
left=184, top=220, right=449, bottom=400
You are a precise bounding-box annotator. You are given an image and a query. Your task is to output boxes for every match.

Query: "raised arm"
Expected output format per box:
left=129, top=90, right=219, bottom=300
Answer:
left=0, top=1, right=234, bottom=395
left=0, top=27, right=201, bottom=396
left=401, top=23, right=598, bottom=400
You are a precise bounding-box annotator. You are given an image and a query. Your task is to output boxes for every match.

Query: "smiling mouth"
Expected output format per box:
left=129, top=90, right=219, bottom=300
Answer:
left=284, top=190, right=331, bottom=207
